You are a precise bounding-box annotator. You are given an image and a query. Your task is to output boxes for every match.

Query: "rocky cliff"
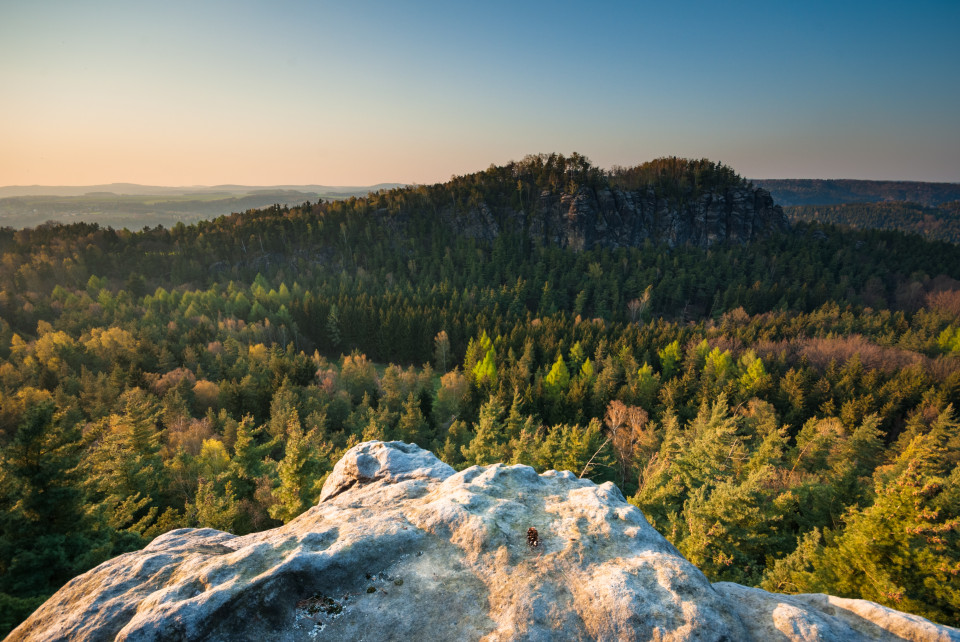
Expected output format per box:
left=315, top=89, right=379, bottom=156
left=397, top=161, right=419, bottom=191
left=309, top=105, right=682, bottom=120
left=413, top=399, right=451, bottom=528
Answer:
left=366, top=155, right=789, bottom=251
left=440, top=184, right=789, bottom=250
left=10, top=441, right=958, bottom=641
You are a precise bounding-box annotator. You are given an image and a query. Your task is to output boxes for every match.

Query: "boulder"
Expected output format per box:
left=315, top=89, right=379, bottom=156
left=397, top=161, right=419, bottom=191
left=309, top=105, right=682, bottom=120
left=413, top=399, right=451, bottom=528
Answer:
left=10, top=441, right=959, bottom=641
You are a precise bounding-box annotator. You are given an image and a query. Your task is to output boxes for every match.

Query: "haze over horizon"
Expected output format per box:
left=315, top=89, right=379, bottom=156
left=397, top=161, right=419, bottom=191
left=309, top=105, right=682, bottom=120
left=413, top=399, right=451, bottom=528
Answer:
left=2, top=0, right=958, bottom=187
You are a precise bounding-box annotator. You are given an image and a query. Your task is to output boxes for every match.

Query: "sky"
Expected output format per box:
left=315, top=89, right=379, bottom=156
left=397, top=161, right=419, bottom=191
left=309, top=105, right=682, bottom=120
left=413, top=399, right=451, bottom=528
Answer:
left=1, top=0, right=958, bottom=186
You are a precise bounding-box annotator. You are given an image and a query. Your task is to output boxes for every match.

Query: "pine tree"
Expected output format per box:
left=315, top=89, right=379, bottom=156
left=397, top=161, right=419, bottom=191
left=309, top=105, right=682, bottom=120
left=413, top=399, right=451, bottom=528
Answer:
left=461, top=396, right=508, bottom=466
left=326, top=304, right=342, bottom=349
left=82, top=388, right=166, bottom=539
left=634, top=363, right=660, bottom=409
left=535, top=419, right=612, bottom=481
left=544, top=352, right=570, bottom=394
left=658, top=340, right=682, bottom=379
left=0, top=401, right=99, bottom=624
left=189, top=480, right=241, bottom=532
left=473, top=348, right=497, bottom=386
left=227, top=416, right=276, bottom=497
left=396, top=392, right=429, bottom=446
left=269, top=411, right=327, bottom=523
left=765, top=411, right=960, bottom=626
left=737, top=350, right=770, bottom=398
left=440, top=419, right=472, bottom=469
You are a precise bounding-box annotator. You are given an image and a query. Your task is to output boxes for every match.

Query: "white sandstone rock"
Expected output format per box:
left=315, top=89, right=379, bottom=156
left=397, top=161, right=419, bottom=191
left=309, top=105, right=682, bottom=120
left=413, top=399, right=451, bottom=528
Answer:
left=715, top=582, right=960, bottom=642
left=10, top=441, right=959, bottom=641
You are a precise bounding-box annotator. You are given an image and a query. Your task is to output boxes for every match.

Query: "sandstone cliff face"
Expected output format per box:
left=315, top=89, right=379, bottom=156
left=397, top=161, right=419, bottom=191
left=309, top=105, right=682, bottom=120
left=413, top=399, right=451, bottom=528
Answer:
left=11, top=442, right=958, bottom=641
left=443, top=185, right=788, bottom=250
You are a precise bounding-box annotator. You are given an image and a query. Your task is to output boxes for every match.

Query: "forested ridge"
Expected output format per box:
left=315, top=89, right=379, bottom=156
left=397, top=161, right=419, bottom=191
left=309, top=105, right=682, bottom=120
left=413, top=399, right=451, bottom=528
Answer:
left=787, top=201, right=960, bottom=244
left=757, top=178, right=960, bottom=207
left=2, top=155, right=960, bottom=633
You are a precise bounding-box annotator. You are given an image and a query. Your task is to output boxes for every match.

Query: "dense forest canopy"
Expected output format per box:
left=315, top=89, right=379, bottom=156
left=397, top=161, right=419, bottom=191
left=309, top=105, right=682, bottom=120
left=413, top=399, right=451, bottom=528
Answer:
left=756, top=178, right=960, bottom=207
left=1, top=155, right=960, bottom=633
left=609, top=157, right=747, bottom=195
left=787, top=201, right=960, bottom=245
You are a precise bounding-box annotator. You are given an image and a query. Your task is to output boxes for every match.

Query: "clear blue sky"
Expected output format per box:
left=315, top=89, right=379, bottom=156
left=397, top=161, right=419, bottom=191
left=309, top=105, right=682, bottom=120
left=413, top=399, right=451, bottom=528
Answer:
left=1, top=0, right=958, bottom=185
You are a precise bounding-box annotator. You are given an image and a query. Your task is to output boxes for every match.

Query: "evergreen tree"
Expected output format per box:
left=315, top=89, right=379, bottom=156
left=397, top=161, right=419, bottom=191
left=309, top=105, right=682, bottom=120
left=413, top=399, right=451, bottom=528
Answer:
left=189, top=480, right=241, bottom=532
left=0, top=401, right=99, bottom=629
left=269, top=411, right=327, bottom=523
left=396, top=392, right=429, bottom=446
left=764, top=412, right=960, bottom=626
left=544, top=352, right=571, bottom=393
left=227, top=416, right=276, bottom=495
left=462, top=396, right=508, bottom=466
left=82, top=388, right=166, bottom=541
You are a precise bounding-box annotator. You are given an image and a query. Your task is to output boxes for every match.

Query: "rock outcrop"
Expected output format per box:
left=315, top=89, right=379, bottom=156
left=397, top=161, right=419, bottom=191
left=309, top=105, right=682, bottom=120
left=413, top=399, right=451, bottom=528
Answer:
left=11, top=441, right=959, bottom=641
left=438, top=184, right=788, bottom=250
left=527, top=185, right=787, bottom=250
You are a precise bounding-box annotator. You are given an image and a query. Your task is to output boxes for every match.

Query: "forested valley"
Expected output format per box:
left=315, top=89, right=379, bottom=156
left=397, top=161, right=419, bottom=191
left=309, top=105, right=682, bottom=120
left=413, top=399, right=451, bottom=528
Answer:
left=2, top=155, right=959, bottom=633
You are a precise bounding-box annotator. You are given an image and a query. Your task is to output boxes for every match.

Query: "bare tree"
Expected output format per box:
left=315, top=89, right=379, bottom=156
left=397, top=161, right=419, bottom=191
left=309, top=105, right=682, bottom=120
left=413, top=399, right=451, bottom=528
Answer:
left=605, top=401, right=630, bottom=487
left=434, top=330, right=451, bottom=373
left=603, top=400, right=655, bottom=489
left=627, top=285, right=652, bottom=323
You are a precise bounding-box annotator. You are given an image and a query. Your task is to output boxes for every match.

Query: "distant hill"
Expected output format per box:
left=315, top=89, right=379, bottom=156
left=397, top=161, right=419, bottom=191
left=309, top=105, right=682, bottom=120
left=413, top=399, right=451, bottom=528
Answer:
left=0, top=183, right=405, bottom=199
left=0, top=183, right=405, bottom=229
left=787, top=200, right=960, bottom=244
left=754, top=177, right=960, bottom=244
left=342, top=154, right=789, bottom=250
left=753, top=178, right=960, bottom=207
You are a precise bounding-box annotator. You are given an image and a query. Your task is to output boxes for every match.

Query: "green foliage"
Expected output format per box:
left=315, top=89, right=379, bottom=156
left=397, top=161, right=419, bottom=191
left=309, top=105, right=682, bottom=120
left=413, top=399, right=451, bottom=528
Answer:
left=634, top=363, right=659, bottom=409
left=227, top=416, right=275, bottom=493
left=396, top=392, right=429, bottom=446
left=0, top=593, right=46, bottom=636
left=787, top=201, right=960, bottom=244
left=326, top=305, right=342, bottom=349
left=658, top=340, right=682, bottom=379
left=268, top=411, right=329, bottom=523
left=531, top=419, right=612, bottom=480
left=544, top=352, right=571, bottom=393
left=737, top=350, right=770, bottom=397
left=82, top=389, right=166, bottom=539
left=579, top=357, right=595, bottom=380
left=189, top=480, right=241, bottom=532
left=763, top=409, right=960, bottom=625
left=468, top=332, right=498, bottom=386
left=461, top=396, right=508, bottom=467
left=609, top=157, right=746, bottom=198
left=0, top=400, right=107, bottom=637
left=2, top=157, right=960, bottom=631
left=938, top=326, right=960, bottom=353
left=633, top=397, right=817, bottom=585
left=473, top=349, right=497, bottom=386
